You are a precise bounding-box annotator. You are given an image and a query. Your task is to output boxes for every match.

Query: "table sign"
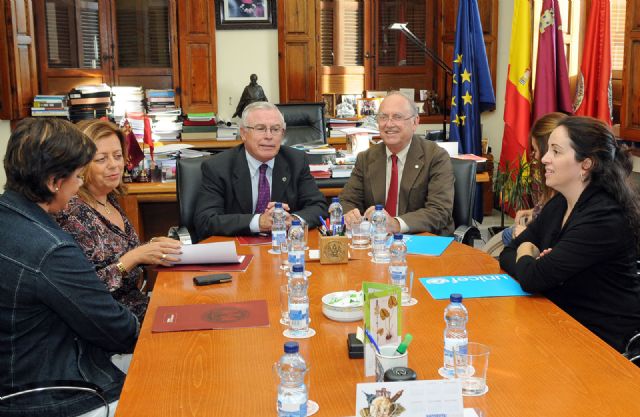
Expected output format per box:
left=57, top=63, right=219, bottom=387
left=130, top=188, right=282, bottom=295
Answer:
left=355, top=379, right=464, bottom=417
left=362, top=282, right=402, bottom=376
left=420, top=274, right=531, bottom=299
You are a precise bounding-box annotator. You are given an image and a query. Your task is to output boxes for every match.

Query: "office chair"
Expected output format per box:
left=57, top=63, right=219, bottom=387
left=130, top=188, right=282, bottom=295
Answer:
left=168, top=155, right=212, bottom=244
left=451, top=158, right=481, bottom=246
left=276, top=103, right=327, bottom=147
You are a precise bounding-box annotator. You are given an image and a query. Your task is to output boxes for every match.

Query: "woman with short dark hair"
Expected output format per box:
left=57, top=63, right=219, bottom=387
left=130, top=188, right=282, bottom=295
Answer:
left=0, top=118, right=139, bottom=416
left=500, top=116, right=640, bottom=352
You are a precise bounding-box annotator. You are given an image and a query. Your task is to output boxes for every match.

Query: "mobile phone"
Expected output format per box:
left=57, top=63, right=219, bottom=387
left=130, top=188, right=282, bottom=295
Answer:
left=193, top=273, right=232, bottom=286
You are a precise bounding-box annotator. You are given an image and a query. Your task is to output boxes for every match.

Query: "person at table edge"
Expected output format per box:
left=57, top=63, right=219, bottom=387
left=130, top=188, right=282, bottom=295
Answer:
left=500, top=116, right=640, bottom=352
left=341, top=92, right=455, bottom=235
left=194, top=102, right=328, bottom=240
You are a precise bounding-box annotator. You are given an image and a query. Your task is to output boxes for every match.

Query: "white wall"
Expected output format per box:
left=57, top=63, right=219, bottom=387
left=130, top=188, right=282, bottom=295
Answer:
left=215, top=29, right=280, bottom=121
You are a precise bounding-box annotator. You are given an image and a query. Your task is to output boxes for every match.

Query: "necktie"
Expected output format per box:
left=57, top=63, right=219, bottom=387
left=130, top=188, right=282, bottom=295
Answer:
left=255, top=164, right=270, bottom=214
left=385, top=154, right=398, bottom=217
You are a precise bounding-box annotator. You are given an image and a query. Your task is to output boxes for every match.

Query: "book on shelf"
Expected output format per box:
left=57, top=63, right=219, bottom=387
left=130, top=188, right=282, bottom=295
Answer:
left=181, top=131, right=217, bottom=140
left=70, top=96, right=112, bottom=106
left=182, top=125, right=217, bottom=133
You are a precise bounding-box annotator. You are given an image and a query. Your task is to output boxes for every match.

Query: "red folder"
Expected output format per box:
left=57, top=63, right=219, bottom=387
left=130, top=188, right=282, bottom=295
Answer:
left=151, top=300, right=269, bottom=333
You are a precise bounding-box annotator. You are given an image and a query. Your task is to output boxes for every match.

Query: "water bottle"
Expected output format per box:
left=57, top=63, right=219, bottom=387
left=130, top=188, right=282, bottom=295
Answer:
left=287, top=219, right=306, bottom=269
left=371, top=204, right=390, bottom=263
left=389, top=234, right=408, bottom=297
left=288, top=264, right=309, bottom=335
left=328, top=197, right=343, bottom=235
left=276, top=341, right=308, bottom=417
left=443, top=293, right=468, bottom=376
left=272, top=202, right=287, bottom=253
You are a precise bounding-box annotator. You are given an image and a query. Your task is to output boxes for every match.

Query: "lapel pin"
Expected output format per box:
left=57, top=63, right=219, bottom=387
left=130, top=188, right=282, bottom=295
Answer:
left=415, top=165, right=419, bottom=169
left=282, top=177, right=287, bottom=182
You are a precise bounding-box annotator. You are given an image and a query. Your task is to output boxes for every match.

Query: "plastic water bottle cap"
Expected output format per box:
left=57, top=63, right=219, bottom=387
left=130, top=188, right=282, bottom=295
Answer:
left=292, top=265, right=304, bottom=273
left=393, top=233, right=403, bottom=240
left=450, top=293, right=463, bottom=303
left=284, top=341, right=299, bottom=353
left=375, top=204, right=383, bottom=210
left=332, top=197, right=339, bottom=203
left=275, top=202, right=282, bottom=208
left=292, top=219, right=301, bottom=226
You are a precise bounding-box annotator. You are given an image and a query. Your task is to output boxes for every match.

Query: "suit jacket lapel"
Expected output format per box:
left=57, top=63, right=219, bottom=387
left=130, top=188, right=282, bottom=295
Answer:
left=398, top=138, right=424, bottom=215
left=232, top=149, right=254, bottom=214
left=271, top=153, right=291, bottom=203
left=370, top=144, right=387, bottom=206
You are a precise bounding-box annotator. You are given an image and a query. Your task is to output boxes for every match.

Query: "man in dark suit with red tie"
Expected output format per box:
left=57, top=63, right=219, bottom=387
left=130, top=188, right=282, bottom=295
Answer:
left=194, top=102, right=327, bottom=239
left=340, top=92, right=455, bottom=235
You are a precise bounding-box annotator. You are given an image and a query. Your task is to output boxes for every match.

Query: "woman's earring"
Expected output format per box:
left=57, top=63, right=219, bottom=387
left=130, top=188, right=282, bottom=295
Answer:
left=54, top=187, right=59, bottom=192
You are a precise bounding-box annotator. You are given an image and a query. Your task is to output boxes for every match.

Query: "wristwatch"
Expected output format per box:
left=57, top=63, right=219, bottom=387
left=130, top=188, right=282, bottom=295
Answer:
left=116, top=262, right=127, bottom=275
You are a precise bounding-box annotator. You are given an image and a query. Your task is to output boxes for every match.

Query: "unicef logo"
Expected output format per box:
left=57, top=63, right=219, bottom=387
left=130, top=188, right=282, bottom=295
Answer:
left=425, top=278, right=450, bottom=285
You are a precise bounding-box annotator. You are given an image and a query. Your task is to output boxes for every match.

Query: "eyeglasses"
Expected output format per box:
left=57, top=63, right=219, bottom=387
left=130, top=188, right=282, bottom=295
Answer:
left=245, top=125, right=284, bottom=135
left=376, top=113, right=416, bottom=123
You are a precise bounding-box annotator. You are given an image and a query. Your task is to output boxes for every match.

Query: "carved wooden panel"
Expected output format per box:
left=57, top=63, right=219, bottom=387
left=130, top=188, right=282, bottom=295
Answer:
left=278, top=0, right=318, bottom=103
left=0, top=1, right=11, bottom=119
left=620, top=0, right=640, bottom=140
left=177, top=0, right=217, bottom=113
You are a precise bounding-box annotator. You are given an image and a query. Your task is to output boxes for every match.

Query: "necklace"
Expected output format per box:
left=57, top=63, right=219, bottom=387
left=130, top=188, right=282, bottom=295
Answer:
left=94, top=198, right=111, bottom=215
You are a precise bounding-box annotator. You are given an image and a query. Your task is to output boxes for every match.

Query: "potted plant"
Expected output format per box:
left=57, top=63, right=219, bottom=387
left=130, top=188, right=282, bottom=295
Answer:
left=490, top=158, right=537, bottom=236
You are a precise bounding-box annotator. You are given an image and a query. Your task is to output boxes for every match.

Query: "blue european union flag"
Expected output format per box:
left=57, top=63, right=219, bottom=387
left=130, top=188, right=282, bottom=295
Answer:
left=449, top=0, right=495, bottom=156
left=449, top=0, right=496, bottom=222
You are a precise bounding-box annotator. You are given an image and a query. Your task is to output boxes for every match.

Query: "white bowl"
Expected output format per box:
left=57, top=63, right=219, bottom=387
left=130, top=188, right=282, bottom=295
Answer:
left=321, top=291, right=364, bottom=322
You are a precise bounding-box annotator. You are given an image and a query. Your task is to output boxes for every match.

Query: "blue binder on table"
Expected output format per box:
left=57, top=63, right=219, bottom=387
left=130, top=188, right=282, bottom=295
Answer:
left=419, top=274, right=531, bottom=300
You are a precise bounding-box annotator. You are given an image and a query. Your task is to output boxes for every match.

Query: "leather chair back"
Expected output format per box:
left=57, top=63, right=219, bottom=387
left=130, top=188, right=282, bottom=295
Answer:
left=451, top=158, right=477, bottom=228
left=176, top=156, right=211, bottom=243
left=276, top=103, right=327, bottom=147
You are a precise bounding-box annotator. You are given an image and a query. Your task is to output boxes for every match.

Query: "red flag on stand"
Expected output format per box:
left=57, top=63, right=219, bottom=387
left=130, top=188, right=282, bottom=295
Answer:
left=573, top=0, right=612, bottom=125
left=143, top=116, right=154, bottom=161
left=532, top=0, right=572, bottom=122
left=499, top=0, right=532, bottom=169
left=123, top=119, right=144, bottom=170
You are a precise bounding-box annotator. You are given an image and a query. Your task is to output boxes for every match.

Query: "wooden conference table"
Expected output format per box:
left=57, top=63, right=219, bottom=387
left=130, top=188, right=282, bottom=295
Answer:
left=116, top=233, right=640, bottom=417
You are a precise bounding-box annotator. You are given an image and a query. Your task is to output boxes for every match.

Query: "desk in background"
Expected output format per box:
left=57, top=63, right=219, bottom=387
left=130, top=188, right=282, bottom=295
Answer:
left=123, top=137, right=490, bottom=240
left=115, top=233, right=640, bottom=416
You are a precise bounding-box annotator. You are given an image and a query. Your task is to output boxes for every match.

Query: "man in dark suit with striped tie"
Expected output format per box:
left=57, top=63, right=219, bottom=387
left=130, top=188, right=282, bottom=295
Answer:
left=194, top=102, right=327, bottom=239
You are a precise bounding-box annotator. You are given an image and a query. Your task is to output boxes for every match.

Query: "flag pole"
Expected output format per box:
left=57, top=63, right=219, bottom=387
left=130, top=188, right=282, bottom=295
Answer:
left=389, top=23, right=453, bottom=139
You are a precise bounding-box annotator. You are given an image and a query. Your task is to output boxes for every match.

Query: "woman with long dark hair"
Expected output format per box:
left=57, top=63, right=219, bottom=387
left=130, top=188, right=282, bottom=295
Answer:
left=500, top=116, right=640, bottom=352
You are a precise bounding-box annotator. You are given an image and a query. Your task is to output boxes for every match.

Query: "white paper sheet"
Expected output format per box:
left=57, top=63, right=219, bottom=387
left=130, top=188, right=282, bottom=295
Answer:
left=175, top=241, right=240, bottom=265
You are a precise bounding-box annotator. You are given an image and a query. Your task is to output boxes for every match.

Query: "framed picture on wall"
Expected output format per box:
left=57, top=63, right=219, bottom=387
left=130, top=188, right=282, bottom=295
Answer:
left=215, top=0, right=277, bottom=30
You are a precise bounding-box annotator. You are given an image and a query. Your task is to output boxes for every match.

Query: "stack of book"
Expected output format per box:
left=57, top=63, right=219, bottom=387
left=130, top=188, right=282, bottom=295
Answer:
left=328, top=118, right=362, bottom=137
left=68, top=84, right=112, bottom=122
left=151, top=111, right=182, bottom=142
left=145, top=89, right=177, bottom=112
left=31, top=95, right=69, bottom=118
left=182, top=113, right=217, bottom=141
left=111, top=86, right=144, bottom=124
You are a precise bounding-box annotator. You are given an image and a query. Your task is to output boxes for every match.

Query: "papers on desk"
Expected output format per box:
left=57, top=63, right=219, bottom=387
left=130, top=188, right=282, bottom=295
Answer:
left=176, top=241, right=239, bottom=264
left=420, top=274, right=531, bottom=300
left=403, top=235, right=454, bottom=256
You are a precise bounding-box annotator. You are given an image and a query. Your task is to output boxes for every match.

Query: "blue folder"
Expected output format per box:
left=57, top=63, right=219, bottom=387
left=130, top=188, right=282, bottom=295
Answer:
left=403, top=235, right=454, bottom=256
left=419, top=274, right=531, bottom=300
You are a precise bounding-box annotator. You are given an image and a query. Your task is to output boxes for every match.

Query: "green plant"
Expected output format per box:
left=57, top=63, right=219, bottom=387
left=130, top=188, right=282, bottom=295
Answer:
left=492, top=159, right=537, bottom=229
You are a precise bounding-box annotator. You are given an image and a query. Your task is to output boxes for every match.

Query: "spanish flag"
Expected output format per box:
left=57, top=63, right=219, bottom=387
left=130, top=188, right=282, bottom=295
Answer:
left=499, top=0, right=532, bottom=169
left=573, top=0, right=612, bottom=125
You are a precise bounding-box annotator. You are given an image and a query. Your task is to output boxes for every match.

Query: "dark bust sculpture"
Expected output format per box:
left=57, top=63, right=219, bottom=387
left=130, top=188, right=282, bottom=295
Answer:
left=232, top=74, right=268, bottom=118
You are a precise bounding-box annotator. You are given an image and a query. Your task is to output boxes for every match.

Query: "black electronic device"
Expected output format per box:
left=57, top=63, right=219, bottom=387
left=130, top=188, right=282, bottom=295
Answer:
left=347, top=333, right=364, bottom=359
left=193, top=273, right=232, bottom=286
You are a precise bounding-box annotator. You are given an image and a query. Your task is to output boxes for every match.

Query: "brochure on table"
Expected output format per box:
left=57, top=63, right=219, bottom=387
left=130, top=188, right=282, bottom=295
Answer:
left=362, top=282, right=402, bottom=377
left=420, top=274, right=531, bottom=299
left=355, top=379, right=465, bottom=417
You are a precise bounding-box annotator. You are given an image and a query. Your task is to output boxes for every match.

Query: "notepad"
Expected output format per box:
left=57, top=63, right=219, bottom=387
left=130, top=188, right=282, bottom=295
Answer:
left=420, top=274, right=531, bottom=299
left=403, top=235, right=454, bottom=256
